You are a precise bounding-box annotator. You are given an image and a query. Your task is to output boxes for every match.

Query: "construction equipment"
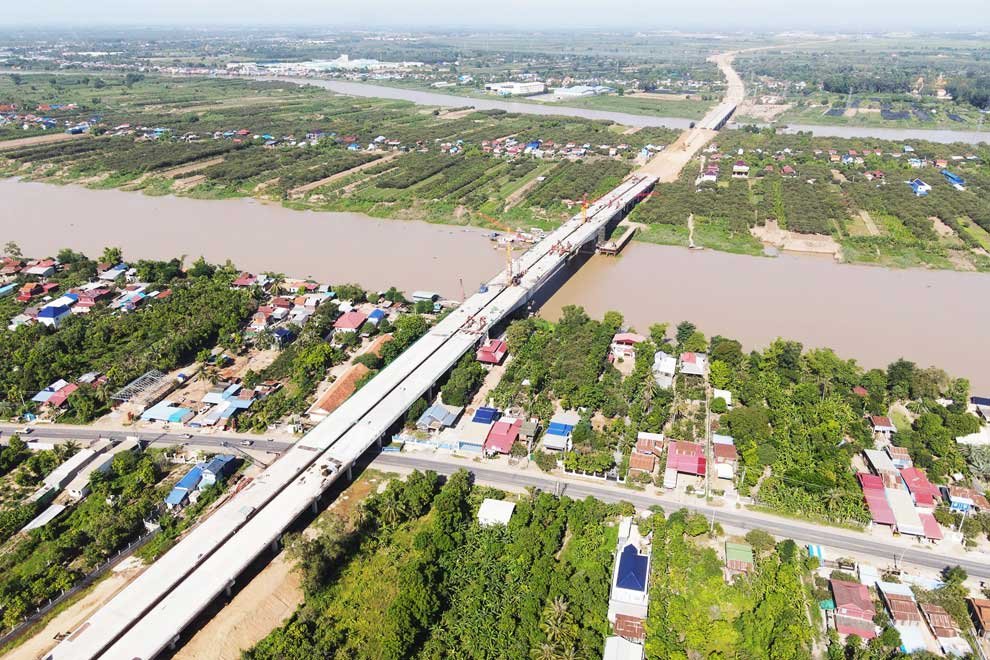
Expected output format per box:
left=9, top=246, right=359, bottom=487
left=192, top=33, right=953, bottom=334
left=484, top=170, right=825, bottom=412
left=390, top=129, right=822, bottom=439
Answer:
left=478, top=212, right=520, bottom=284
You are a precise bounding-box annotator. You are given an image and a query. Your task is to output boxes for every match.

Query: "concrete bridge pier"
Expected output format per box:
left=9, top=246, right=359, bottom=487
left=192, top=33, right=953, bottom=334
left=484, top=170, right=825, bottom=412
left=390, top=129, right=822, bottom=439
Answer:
left=225, top=579, right=235, bottom=597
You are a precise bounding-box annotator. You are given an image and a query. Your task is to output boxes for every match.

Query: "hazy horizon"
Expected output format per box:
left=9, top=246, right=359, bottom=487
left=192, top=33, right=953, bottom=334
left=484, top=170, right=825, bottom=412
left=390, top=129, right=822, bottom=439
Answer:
left=1, top=0, right=988, bottom=31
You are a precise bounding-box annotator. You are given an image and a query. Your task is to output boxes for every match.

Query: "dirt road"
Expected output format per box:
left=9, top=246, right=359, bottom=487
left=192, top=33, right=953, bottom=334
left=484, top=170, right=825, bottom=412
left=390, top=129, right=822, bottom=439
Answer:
left=0, top=132, right=86, bottom=151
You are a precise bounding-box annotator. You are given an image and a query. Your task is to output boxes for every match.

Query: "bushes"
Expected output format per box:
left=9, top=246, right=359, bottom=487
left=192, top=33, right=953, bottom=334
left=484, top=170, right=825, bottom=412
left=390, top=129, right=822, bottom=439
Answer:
left=440, top=354, right=486, bottom=407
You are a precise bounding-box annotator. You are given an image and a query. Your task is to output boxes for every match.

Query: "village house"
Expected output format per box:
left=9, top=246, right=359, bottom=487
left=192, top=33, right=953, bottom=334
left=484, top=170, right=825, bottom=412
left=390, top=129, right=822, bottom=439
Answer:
left=830, top=579, right=877, bottom=640
left=607, top=516, right=651, bottom=645
left=731, top=160, right=749, bottom=179
left=663, top=440, right=706, bottom=489
left=885, top=445, right=912, bottom=469
left=652, top=351, right=676, bottom=389
left=610, top=332, right=646, bottom=361
left=724, top=541, right=754, bottom=575
left=333, top=310, right=367, bottom=334
left=678, top=352, right=708, bottom=377
left=968, top=598, right=990, bottom=639
left=868, top=415, right=897, bottom=440
left=476, top=338, right=508, bottom=365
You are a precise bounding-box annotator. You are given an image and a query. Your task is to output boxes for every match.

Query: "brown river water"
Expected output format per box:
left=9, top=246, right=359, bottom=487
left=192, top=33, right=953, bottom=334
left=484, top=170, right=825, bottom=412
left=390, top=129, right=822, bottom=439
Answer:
left=2, top=178, right=989, bottom=391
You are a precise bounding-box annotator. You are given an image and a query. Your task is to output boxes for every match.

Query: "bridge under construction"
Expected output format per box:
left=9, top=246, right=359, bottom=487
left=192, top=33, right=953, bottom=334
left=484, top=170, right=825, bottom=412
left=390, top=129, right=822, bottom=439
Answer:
left=47, top=174, right=657, bottom=660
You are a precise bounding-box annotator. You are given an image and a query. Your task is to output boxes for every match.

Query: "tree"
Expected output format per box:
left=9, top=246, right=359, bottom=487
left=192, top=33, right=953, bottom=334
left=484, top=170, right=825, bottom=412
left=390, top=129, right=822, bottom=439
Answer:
left=745, top=529, right=776, bottom=555
left=711, top=397, right=728, bottom=414
left=100, top=246, right=123, bottom=265
left=682, top=331, right=708, bottom=354
left=942, top=565, right=967, bottom=586
left=676, top=321, right=697, bottom=345
left=3, top=241, right=22, bottom=259
left=709, top=360, right=732, bottom=389
left=649, top=323, right=669, bottom=348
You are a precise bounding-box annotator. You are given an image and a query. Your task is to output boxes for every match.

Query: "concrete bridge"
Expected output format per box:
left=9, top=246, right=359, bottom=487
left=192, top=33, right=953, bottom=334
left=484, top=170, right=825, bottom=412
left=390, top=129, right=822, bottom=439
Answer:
left=46, top=174, right=656, bottom=660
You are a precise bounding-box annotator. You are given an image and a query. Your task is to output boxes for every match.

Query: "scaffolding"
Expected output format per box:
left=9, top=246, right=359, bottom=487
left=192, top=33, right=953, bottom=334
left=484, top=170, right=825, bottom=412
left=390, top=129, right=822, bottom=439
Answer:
left=111, top=370, right=172, bottom=407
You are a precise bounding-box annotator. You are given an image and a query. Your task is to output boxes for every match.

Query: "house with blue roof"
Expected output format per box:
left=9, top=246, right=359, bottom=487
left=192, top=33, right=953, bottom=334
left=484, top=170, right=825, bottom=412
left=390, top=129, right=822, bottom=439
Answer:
left=366, top=308, right=387, bottom=326
left=908, top=178, right=931, bottom=197
left=201, top=454, right=237, bottom=487
left=37, top=304, right=71, bottom=328
left=941, top=169, right=966, bottom=189
left=608, top=517, right=652, bottom=623
left=472, top=406, right=500, bottom=424
left=416, top=402, right=463, bottom=432
left=543, top=410, right=580, bottom=451
left=165, top=464, right=204, bottom=508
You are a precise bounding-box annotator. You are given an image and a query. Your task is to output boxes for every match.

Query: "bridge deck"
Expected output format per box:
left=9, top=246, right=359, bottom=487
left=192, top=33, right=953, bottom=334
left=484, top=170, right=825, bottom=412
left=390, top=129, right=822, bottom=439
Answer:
left=48, top=175, right=655, bottom=660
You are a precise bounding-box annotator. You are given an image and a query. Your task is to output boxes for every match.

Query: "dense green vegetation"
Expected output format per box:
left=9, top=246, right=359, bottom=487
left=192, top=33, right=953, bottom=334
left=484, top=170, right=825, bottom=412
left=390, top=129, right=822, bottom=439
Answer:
left=631, top=128, right=990, bottom=270
left=0, top=449, right=171, bottom=628
left=0, top=256, right=255, bottom=419
left=248, top=469, right=626, bottom=660
left=644, top=510, right=818, bottom=660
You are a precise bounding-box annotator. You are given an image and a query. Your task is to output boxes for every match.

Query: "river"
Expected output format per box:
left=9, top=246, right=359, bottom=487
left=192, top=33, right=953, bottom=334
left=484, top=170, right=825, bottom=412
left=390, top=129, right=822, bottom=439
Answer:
left=279, top=78, right=990, bottom=145
left=3, top=178, right=989, bottom=391
left=0, top=179, right=503, bottom=294
left=541, top=244, right=990, bottom=391
left=271, top=78, right=697, bottom=130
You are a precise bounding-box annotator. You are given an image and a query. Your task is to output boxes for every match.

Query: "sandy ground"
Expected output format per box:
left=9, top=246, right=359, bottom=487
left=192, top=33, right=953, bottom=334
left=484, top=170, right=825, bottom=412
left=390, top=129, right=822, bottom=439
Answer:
left=439, top=108, right=477, bottom=120
left=750, top=219, right=842, bottom=257
left=7, top=560, right=145, bottom=660
left=621, top=126, right=642, bottom=135
left=172, top=174, right=206, bottom=191
left=635, top=128, right=718, bottom=182
left=929, top=215, right=956, bottom=238
left=0, top=132, right=86, bottom=151
left=736, top=100, right=791, bottom=121
left=830, top=169, right=848, bottom=183
left=290, top=152, right=400, bottom=197
left=122, top=157, right=226, bottom=191
left=173, top=553, right=302, bottom=660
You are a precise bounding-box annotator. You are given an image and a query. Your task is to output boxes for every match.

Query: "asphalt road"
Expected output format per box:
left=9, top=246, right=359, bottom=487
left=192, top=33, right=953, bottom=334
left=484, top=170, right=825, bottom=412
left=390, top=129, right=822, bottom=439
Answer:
left=0, top=422, right=293, bottom=453
left=371, top=453, right=990, bottom=579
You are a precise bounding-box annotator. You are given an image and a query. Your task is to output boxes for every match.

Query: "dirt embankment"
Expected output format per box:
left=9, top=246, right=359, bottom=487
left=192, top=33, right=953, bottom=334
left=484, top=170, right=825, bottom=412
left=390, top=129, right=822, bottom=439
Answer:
left=750, top=219, right=842, bottom=257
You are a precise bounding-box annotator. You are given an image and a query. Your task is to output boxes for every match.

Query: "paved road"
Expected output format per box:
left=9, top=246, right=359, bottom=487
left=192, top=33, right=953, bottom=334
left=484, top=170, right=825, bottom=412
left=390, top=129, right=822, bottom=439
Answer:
left=371, top=453, right=990, bottom=579
left=0, top=422, right=293, bottom=453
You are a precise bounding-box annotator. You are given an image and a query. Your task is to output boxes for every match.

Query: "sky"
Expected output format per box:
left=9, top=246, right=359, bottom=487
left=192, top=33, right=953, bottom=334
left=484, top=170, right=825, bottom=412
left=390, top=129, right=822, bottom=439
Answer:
left=0, top=0, right=987, bottom=31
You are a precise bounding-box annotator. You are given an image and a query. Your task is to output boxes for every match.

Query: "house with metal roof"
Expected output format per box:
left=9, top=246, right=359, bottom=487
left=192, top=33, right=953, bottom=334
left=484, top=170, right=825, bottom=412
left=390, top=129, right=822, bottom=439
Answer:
left=416, top=402, right=462, bottom=431
left=608, top=517, right=651, bottom=622
left=968, top=598, right=990, bottom=639
left=484, top=417, right=522, bottom=455
left=457, top=420, right=494, bottom=452
left=201, top=455, right=237, bottom=487
left=900, top=467, right=939, bottom=509
left=544, top=410, right=580, bottom=451
left=663, top=441, right=707, bottom=489
left=603, top=635, right=644, bottom=660
left=831, top=579, right=877, bottom=639
left=725, top=541, right=754, bottom=574
left=652, top=351, right=677, bottom=389
left=476, top=338, right=508, bottom=365
left=165, top=464, right=204, bottom=508
left=477, top=498, right=515, bottom=526
left=678, top=352, right=708, bottom=377
left=920, top=603, right=969, bottom=657
left=876, top=581, right=930, bottom=654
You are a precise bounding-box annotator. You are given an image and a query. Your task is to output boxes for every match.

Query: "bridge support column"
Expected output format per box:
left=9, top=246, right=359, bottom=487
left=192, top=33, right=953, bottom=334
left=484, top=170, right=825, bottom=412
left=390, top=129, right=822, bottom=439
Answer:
left=169, top=635, right=180, bottom=650
left=347, top=464, right=353, bottom=481
left=271, top=538, right=280, bottom=554
left=225, top=579, right=235, bottom=597
left=311, top=498, right=319, bottom=514
left=376, top=435, right=383, bottom=449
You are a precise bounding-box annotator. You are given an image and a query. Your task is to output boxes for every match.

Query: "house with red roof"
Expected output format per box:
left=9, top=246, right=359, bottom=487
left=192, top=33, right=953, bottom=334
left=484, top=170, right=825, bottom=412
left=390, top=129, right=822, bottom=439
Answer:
left=610, top=332, right=646, bottom=361
left=679, top=352, right=708, bottom=377
left=831, top=579, right=877, bottom=640
left=334, top=311, right=367, bottom=333
left=231, top=272, right=257, bottom=288
left=900, top=467, right=939, bottom=509
left=667, top=441, right=705, bottom=474
left=852, top=385, right=869, bottom=397
left=868, top=415, right=896, bottom=439
left=476, top=338, right=508, bottom=365
left=484, top=417, right=522, bottom=455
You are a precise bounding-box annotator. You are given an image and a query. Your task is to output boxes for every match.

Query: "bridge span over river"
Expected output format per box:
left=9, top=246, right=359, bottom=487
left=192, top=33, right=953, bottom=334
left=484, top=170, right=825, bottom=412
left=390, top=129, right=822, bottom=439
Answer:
left=47, top=175, right=657, bottom=660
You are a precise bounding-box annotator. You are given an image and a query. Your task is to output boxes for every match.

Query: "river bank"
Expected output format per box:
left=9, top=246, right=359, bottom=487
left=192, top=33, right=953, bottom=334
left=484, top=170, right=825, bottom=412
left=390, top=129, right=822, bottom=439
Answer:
left=3, top=177, right=989, bottom=391
left=276, top=77, right=990, bottom=145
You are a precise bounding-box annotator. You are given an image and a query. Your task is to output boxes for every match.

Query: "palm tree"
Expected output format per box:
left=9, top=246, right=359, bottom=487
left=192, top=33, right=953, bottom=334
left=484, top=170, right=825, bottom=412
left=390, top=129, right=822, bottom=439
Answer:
left=530, top=643, right=556, bottom=660
left=541, top=597, right=575, bottom=649
left=56, top=440, right=80, bottom=461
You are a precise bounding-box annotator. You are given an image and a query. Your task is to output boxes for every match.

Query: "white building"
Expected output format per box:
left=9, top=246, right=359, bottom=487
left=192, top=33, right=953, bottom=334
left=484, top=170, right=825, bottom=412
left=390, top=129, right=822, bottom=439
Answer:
left=485, top=81, right=545, bottom=96
left=477, top=499, right=516, bottom=527
left=652, top=351, right=676, bottom=389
